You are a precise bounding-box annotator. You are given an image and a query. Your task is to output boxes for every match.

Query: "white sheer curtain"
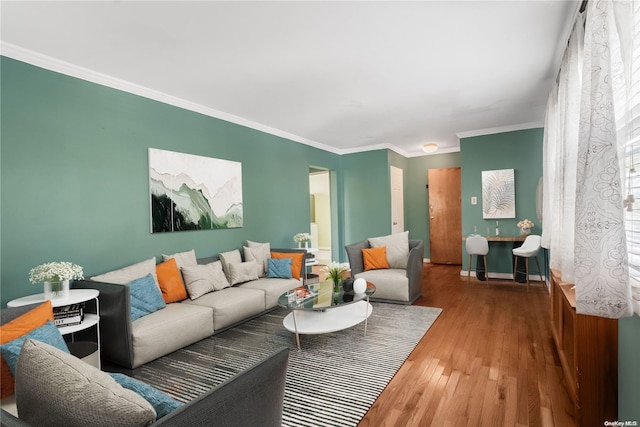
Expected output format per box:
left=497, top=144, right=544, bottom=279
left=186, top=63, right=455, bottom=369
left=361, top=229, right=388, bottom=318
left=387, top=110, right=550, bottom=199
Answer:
left=543, top=0, right=638, bottom=318
left=541, top=17, right=583, bottom=284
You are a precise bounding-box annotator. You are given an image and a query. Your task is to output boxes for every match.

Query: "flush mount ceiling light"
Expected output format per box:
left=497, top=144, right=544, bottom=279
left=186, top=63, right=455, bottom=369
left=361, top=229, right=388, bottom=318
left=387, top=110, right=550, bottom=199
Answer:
left=422, top=143, right=438, bottom=153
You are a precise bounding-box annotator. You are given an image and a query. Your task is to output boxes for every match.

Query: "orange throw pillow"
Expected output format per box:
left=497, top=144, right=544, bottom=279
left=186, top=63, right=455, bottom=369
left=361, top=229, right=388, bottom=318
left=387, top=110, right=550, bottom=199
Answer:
left=363, top=246, right=390, bottom=271
left=1, top=301, right=54, bottom=398
left=156, top=258, right=188, bottom=303
left=271, top=252, right=304, bottom=280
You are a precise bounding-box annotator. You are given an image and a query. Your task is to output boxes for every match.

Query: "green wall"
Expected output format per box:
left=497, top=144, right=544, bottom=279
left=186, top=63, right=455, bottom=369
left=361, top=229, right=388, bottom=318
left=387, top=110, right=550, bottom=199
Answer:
left=460, top=128, right=544, bottom=274
left=619, top=316, right=640, bottom=420
left=406, top=152, right=461, bottom=259
left=341, top=150, right=391, bottom=247
left=0, top=57, right=343, bottom=305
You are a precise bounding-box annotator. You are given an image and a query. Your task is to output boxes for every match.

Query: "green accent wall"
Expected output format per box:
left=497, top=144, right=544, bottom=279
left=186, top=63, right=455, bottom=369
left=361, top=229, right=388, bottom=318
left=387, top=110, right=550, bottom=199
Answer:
left=406, top=152, right=461, bottom=259
left=0, top=56, right=342, bottom=305
left=341, top=150, right=391, bottom=247
left=619, top=317, right=640, bottom=420
left=460, top=128, right=544, bottom=274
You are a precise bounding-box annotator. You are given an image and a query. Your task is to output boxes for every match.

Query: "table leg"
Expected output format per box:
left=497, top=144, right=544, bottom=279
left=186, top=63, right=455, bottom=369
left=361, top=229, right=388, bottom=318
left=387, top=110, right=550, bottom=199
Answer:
left=292, top=310, right=301, bottom=351
left=364, top=297, right=369, bottom=336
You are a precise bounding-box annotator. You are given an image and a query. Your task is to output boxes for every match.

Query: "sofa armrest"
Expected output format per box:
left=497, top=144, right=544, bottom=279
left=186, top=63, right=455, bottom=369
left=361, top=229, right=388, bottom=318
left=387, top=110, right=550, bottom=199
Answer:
left=345, top=240, right=370, bottom=276
left=0, top=410, right=30, bottom=427
left=72, top=279, right=134, bottom=369
left=156, top=347, right=289, bottom=427
left=406, top=240, right=425, bottom=303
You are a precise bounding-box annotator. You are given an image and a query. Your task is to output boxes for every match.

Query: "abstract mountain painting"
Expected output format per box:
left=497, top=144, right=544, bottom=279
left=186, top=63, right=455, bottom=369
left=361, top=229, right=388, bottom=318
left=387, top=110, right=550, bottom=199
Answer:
left=149, top=148, right=243, bottom=233
left=482, top=169, right=515, bottom=219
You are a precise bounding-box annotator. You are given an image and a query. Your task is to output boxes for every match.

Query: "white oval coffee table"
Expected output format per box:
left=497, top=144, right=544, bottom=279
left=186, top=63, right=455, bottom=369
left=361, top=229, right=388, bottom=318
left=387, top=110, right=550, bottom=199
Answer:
left=278, top=280, right=375, bottom=350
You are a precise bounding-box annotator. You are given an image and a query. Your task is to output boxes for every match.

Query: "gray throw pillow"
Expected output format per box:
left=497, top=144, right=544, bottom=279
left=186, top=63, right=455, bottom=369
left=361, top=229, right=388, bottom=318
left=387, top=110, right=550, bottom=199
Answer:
left=228, top=261, right=259, bottom=285
left=16, top=339, right=156, bottom=427
left=369, top=231, right=409, bottom=269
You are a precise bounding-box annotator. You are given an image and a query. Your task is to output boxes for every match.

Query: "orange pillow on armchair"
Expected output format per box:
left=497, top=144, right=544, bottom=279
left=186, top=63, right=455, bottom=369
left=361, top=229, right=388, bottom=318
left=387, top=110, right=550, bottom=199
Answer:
left=363, top=246, right=390, bottom=271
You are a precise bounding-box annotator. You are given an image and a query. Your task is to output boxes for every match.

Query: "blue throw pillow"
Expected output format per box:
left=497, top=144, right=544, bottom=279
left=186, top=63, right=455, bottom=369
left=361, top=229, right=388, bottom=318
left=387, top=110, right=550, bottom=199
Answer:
left=109, top=373, right=183, bottom=419
left=0, top=320, right=69, bottom=375
left=129, top=274, right=166, bottom=321
left=267, top=258, right=292, bottom=279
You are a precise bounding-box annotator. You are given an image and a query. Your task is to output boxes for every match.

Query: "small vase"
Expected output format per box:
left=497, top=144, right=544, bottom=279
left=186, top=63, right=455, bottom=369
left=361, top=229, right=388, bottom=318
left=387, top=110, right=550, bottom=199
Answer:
left=333, top=278, right=341, bottom=293
left=43, top=279, right=70, bottom=300
left=519, top=228, right=531, bottom=235
left=304, top=241, right=310, bottom=249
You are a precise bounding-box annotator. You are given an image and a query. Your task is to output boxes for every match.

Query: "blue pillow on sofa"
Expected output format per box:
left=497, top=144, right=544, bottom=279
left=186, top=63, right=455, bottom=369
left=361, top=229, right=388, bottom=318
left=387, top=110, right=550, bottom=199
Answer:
left=109, top=373, right=183, bottom=419
left=129, top=274, right=166, bottom=321
left=267, top=258, right=292, bottom=279
left=0, top=320, right=69, bottom=375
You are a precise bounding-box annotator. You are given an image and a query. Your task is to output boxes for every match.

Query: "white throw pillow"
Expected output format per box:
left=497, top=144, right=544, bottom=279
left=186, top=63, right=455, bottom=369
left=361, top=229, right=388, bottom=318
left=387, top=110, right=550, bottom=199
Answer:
left=368, top=231, right=409, bottom=269
left=161, top=249, right=197, bottom=269
left=91, top=258, right=158, bottom=286
left=219, top=250, right=242, bottom=282
left=228, top=261, right=259, bottom=286
left=244, top=243, right=271, bottom=277
left=181, top=261, right=230, bottom=299
left=16, top=339, right=156, bottom=427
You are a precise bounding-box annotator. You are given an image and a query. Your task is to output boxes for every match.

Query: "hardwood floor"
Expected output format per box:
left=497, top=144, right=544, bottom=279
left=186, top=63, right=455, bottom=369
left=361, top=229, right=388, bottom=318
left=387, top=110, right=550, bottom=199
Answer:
left=359, top=263, right=575, bottom=427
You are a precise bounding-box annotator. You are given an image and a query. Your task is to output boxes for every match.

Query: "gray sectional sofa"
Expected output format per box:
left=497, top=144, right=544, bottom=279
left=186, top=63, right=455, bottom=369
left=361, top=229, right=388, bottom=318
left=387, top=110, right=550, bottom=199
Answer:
left=74, top=248, right=305, bottom=369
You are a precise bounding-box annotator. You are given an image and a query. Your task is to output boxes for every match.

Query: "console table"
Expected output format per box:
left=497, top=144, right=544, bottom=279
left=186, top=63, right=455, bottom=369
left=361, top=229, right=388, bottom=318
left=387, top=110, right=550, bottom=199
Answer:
left=462, top=235, right=527, bottom=281
left=7, top=289, right=101, bottom=368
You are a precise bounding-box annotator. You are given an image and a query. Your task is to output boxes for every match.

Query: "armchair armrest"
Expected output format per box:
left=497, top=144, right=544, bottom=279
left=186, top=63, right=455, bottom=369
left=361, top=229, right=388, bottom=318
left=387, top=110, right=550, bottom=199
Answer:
left=345, top=240, right=370, bottom=276
left=72, top=279, right=134, bottom=368
left=406, top=240, right=425, bottom=303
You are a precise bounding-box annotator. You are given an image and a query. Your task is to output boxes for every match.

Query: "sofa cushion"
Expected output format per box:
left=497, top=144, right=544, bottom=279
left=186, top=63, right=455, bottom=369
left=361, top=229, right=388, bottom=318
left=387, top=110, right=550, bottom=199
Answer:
left=16, top=339, right=156, bottom=427
left=128, top=274, right=166, bottom=321
left=156, top=258, right=188, bottom=303
left=363, top=246, right=390, bottom=271
left=369, top=231, right=409, bottom=269
left=219, top=250, right=242, bottom=282
left=270, top=252, right=304, bottom=280
left=228, top=261, right=259, bottom=285
left=245, top=241, right=271, bottom=277
left=267, top=258, right=292, bottom=279
left=239, top=277, right=300, bottom=309
left=109, top=373, right=183, bottom=419
left=161, top=249, right=197, bottom=269
left=354, top=269, right=409, bottom=302
left=131, top=303, right=213, bottom=368
left=91, top=257, right=158, bottom=285
left=182, top=287, right=265, bottom=330
left=1, top=320, right=69, bottom=376
left=0, top=301, right=54, bottom=398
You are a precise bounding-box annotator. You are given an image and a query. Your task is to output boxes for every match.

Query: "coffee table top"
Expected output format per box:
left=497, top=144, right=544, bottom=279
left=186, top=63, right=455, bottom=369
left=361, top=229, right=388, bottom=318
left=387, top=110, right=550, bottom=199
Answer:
left=278, top=280, right=375, bottom=311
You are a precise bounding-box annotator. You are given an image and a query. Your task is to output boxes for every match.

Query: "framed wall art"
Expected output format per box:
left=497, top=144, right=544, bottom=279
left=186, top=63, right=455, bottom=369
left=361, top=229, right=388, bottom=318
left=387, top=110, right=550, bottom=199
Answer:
left=149, top=148, right=243, bottom=233
left=482, top=168, right=515, bottom=219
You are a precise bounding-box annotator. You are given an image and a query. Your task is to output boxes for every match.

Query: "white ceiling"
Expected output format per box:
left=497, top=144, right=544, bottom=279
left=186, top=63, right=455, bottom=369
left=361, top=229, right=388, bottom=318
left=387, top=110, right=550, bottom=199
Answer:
left=0, top=1, right=579, bottom=156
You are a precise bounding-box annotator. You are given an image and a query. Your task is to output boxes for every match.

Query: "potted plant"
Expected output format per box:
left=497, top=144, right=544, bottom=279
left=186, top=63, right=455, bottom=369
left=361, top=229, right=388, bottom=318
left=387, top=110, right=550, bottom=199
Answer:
left=29, top=261, right=84, bottom=299
left=322, top=262, right=350, bottom=293
left=293, top=232, right=312, bottom=248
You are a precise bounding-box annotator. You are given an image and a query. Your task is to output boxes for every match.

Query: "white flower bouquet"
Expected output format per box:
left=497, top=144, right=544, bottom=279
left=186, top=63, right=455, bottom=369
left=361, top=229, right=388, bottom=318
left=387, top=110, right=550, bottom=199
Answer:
left=517, top=219, right=534, bottom=230
left=29, top=261, right=84, bottom=284
left=293, top=233, right=311, bottom=244
left=322, top=262, right=350, bottom=284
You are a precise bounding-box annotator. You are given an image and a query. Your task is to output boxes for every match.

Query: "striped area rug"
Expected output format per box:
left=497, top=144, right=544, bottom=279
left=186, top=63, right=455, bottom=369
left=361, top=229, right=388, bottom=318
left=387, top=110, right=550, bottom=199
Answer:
left=134, top=302, right=442, bottom=427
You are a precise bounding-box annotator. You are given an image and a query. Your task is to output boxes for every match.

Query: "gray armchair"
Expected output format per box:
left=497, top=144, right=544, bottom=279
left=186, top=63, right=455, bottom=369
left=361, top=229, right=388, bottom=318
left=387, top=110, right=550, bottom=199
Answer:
left=345, top=239, right=424, bottom=304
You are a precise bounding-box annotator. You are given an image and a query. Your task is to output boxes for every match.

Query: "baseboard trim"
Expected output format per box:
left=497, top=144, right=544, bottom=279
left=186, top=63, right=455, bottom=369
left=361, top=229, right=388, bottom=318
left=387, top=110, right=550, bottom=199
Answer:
left=460, top=270, right=548, bottom=283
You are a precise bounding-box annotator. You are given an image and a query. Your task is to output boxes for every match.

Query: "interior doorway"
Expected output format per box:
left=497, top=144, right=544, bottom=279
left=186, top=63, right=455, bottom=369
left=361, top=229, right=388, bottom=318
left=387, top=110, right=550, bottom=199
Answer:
left=309, top=168, right=332, bottom=265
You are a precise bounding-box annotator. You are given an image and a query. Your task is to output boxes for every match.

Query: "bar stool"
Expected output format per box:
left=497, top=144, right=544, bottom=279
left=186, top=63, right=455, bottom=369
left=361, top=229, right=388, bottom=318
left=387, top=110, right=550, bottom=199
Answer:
left=512, top=234, right=543, bottom=291
left=466, top=235, right=489, bottom=285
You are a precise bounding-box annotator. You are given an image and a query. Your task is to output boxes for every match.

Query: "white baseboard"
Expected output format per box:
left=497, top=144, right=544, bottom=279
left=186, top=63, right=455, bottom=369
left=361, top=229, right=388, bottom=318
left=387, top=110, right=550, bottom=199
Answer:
left=460, top=270, right=547, bottom=283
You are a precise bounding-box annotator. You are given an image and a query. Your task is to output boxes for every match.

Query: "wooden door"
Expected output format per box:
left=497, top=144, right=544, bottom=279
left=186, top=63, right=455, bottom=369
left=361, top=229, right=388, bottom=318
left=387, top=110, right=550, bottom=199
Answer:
left=428, top=168, right=462, bottom=264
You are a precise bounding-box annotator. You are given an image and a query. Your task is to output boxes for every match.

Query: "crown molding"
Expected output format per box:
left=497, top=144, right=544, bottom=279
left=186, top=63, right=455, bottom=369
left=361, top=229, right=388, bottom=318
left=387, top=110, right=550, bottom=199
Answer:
left=455, top=122, right=543, bottom=139
left=1, top=42, right=343, bottom=154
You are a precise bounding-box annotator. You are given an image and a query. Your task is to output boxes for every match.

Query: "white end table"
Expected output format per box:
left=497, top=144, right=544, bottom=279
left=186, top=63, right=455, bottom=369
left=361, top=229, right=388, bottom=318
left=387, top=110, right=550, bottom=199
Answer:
left=7, top=289, right=101, bottom=368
